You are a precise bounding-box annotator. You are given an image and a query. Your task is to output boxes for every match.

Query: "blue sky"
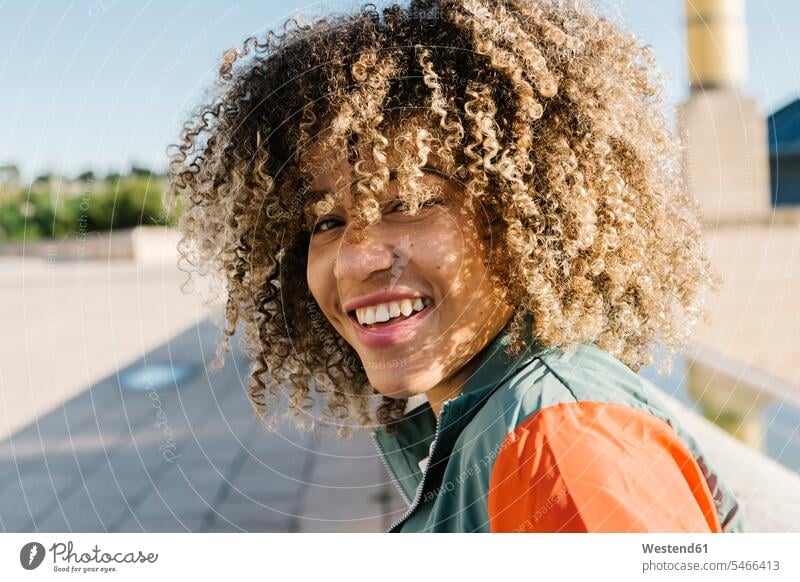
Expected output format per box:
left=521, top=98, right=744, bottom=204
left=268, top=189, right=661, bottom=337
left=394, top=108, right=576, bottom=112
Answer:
left=1, top=0, right=798, bottom=181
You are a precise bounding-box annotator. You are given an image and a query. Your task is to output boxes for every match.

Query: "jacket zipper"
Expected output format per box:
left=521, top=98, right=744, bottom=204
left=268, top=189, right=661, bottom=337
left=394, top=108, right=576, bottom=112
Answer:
left=370, top=430, right=413, bottom=506
left=369, top=352, right=546, bottom=532
left=372, top=402, right=450, bottom=533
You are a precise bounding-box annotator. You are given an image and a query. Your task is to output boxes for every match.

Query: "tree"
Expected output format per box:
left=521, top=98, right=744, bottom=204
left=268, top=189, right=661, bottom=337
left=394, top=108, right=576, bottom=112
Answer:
left=0, top=163, right=20, bottom=184
left=130, top=165, right=153, bottom=178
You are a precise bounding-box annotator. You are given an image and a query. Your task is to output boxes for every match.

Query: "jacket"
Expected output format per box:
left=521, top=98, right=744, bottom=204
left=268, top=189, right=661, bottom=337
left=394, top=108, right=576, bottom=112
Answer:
left=371, top=318, right=746, bottom=533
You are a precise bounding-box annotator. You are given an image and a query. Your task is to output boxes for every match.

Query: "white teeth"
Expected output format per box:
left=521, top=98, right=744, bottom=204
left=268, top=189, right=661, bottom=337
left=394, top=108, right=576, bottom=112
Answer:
left=354, top=297, right=432, bottom=326
left=399, top=298, right=413, bottom=316
left=375, top=304, right=390, bottom=323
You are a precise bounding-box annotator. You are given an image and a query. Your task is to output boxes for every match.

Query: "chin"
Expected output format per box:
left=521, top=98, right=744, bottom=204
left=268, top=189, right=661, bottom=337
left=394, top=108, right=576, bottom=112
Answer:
left=367, top=370, right=434, bottom=401
left=369, top=378, right=416, bottom=400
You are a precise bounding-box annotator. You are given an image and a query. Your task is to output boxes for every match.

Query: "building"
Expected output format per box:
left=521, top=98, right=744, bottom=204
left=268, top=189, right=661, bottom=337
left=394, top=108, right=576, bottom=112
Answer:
left=768, top=98, right=800, bottom=206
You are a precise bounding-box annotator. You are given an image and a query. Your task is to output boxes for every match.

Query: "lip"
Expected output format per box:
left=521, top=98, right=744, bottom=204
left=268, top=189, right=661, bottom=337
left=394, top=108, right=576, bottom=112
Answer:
left=348, top=304, right=434, bottom=349
left=342, top=289, right=430, bottom=313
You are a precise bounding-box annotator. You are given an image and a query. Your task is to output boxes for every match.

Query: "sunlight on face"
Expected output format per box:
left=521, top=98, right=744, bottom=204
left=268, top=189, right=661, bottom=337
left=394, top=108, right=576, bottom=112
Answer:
left=304, top=129, right=515, bottom=403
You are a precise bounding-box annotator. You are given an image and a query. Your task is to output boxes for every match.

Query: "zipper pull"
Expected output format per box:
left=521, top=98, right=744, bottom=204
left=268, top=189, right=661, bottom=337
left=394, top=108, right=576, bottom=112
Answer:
left=417, top=440, right=435, bottom=473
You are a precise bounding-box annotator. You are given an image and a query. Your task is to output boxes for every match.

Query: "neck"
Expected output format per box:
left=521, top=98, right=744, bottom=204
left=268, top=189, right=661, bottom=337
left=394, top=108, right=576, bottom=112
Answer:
left=425, top=353, right=482, bottom=418
left=424, top=305, right=519, bottom=418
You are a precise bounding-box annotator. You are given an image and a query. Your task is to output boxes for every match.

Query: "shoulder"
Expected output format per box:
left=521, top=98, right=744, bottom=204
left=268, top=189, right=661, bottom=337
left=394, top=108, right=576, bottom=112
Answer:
left=453, top=342, right=653, bottom=481
left=485, top=397, right=723, bottom=532
left=459, top=342, right=724, bottom=532
left=466, top=341, right=666, bottom=440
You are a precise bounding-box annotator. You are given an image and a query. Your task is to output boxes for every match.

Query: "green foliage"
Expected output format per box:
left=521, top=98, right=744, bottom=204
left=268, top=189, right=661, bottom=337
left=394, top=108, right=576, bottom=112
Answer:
left=0, top=171, right=181, bottom=243
left=0, top=164, right=20, bottom=183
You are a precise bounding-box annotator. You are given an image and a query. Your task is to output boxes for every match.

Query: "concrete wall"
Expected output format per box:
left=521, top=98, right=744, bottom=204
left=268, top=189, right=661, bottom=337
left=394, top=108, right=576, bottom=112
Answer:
left=0, top=226, right=181, bottom=264
left=678, top=90, right=772, bottom=227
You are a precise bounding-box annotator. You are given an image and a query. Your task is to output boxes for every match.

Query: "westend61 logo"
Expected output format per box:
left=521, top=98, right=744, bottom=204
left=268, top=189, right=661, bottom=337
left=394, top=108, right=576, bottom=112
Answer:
left=19, top=540, right=158, bottom=573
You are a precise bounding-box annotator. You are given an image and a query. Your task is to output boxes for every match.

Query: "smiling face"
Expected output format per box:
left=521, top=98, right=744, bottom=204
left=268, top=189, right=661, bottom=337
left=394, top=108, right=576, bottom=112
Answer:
left=304, top=128, right=516, bottom=404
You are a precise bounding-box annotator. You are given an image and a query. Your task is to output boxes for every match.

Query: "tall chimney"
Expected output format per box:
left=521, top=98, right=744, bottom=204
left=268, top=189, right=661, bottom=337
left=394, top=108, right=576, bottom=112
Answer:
left=686, top=0, right=747, bottom=90
left=678, top=0, right=770, bottom=227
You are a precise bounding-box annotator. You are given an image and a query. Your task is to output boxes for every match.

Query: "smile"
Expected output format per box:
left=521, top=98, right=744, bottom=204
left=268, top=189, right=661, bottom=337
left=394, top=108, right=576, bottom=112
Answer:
left=351, top=297, right=434, bottom=326
left=346, top=297, right=435, bottom=349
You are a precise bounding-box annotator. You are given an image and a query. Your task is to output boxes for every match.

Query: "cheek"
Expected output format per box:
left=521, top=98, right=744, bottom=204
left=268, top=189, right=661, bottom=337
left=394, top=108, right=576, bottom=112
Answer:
left=431, top=213, right=488, bottom=285
left=403, top=214, right=488, bottom=319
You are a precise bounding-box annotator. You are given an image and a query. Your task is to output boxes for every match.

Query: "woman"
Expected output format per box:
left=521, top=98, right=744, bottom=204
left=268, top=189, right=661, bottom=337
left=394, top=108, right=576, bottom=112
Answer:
left=166, top=0, right=745, bottom=533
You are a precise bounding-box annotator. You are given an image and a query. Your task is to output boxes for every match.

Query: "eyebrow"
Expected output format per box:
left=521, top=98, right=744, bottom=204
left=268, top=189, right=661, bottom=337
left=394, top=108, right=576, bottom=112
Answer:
left=306, top=163, right=447, bottom=199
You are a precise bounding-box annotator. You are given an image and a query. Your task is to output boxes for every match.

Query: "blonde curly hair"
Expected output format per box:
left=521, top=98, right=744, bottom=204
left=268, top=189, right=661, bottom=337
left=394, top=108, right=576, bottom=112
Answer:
left=166, top=0, right=718, bottom=438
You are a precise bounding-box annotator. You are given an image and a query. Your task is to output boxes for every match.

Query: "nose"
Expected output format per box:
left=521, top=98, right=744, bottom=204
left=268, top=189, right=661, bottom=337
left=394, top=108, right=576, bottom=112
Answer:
left=334, top=228, right=396, bottom=282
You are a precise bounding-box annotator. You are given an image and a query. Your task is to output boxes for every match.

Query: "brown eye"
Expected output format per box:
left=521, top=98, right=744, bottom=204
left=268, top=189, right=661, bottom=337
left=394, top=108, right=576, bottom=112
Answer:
left=390, top=200, right=411, bottom=213
left=312, top=216, right=344, bottom=234
left=389, top=197, right=442, bottom=215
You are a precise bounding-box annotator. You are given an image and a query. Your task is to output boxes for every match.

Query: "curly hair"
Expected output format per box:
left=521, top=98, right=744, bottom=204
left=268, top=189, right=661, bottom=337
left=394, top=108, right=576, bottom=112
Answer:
left=165, top=0, right=719, bottom=438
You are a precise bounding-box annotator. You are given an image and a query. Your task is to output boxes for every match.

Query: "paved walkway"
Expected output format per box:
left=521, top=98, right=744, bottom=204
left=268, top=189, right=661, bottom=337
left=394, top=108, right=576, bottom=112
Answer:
left=0, top=318, right=406, bottom=532
left=0, top=257, right=213, bottom=441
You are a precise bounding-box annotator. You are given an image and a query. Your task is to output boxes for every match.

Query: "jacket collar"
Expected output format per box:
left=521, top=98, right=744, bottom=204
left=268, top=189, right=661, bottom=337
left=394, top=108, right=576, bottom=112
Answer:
left=372, top=314, right=547, bottom=503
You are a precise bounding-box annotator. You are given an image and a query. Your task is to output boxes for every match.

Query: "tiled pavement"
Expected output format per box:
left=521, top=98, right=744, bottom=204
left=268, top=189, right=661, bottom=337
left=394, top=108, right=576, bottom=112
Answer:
left=0, top=319, right=406, bottom=532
